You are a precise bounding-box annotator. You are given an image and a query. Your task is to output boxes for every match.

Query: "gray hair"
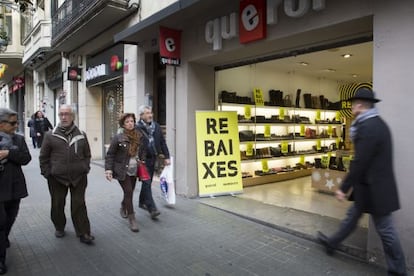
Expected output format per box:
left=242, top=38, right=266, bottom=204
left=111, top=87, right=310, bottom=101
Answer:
left=0, top=108, right=17, bottom=123
left=138, top=105, right=152, bottom=116
left=59, top=104, right=76, bottom=120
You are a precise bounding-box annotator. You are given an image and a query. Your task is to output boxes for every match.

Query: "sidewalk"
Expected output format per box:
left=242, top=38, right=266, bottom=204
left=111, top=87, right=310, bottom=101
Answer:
left=5, top=148, right=386, bottom=275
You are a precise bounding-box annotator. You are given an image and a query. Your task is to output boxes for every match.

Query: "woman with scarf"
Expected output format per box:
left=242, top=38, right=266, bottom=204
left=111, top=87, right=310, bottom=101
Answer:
left=317, top=88, right=407, bottom=275
left=105, top=113, right=146, bottom=232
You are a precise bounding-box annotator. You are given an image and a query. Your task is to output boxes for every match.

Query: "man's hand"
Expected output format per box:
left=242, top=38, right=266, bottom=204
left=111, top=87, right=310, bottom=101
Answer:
left=335, top=189, right=346, bottom=201
left=105, top=170, right=113, bottom=181
left=164, top=158, right=171, bottom=166
left=0, top=150, right=9, bottom=160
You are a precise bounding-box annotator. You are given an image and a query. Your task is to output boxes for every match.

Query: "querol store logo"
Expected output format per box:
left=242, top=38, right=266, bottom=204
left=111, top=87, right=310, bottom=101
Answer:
left=205, top=0, right=326, bottom=51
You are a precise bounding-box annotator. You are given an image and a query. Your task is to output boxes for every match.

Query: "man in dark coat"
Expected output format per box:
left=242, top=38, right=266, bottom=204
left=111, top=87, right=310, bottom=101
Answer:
left=0, top=108, right=31, bottom=275
left=39, top=104, right=94, bottom=245
left=317, top=88, right=407, bottom=275
left=136, top=105, right=170, bottom=219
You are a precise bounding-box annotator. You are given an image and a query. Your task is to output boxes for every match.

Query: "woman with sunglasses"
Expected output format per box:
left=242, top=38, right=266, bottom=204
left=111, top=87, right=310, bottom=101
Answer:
left=0, top=108, right=32, bottom=275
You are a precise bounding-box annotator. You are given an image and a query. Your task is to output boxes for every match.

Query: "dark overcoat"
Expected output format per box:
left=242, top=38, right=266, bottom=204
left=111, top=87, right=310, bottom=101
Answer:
left=39, top=126, right=91, bottom=186
left=340, top=116, right=400, bottom=215
left=0, top=134, right=31, bottom=202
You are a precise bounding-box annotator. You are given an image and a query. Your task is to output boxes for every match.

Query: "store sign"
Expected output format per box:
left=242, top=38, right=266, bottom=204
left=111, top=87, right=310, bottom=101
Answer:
left=68, top=67, right=82, bottom=81
left=195, top=111, right=243, bottom=197
left=110, top=55, right=123, bottom=71
left=12, top=76, right=24, bottom=92
left=86, top=44, right=124, bottom=87
left=159, top=27, right=182, bottom=66
left=205, top=0, right=326, bottom=50
left=239, top=0, right=267, bottom=44
left=86, top=64, right=107, bottom=81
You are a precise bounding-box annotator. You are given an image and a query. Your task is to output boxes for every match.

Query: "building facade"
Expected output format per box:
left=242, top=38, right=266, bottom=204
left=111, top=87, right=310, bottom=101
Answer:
left=14, top=0, right=414, bottom=271
left=114, top=0, right=414, bottom=270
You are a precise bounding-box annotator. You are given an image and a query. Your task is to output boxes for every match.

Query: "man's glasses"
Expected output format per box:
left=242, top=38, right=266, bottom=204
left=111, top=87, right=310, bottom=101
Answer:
left=2, top=121, right=18, bottom=126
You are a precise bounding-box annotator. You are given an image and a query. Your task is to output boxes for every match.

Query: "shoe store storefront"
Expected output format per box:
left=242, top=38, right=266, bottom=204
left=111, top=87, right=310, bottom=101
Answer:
left=116, top=0, right=413, bottom=268
left=85, top=44, right=124, bottom=157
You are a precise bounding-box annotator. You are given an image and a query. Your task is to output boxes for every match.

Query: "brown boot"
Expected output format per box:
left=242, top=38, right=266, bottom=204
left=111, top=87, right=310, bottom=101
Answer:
left=128, top=214, right=139, bottom=232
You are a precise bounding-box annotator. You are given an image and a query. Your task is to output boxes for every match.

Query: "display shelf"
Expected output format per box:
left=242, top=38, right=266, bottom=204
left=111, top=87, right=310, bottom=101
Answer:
left=219, top=102, right=344, bottom=186
left=243, top=169, right=313, bottom=187
left=240, top=152, right=337, bottom=164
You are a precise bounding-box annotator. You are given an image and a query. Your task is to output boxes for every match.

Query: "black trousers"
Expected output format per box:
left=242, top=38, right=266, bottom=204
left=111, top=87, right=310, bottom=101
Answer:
left=47, top=176, right=91, bottom=236
left=0, top=199, right=20, bottom=262
left=139, top=158, right=157, bottom=211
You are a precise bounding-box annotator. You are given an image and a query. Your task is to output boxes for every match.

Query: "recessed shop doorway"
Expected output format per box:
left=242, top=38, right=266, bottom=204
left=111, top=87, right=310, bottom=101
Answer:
left=215, top=41, right=372, bottom=224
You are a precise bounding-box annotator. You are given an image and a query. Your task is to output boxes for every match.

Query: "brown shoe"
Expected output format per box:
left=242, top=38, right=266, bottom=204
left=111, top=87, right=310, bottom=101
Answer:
left=120, top=206, right=128, bottom=219
left=128, top=214, right=139, bottom=232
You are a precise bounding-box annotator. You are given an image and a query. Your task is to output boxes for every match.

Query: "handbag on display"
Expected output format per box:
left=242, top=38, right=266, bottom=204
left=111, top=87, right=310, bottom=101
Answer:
left=137, top=161, right=150, bottom=181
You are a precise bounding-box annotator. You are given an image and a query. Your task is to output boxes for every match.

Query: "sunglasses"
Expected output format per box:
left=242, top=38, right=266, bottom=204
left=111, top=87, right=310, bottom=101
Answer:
left=2, top=121, right=18, bottom=126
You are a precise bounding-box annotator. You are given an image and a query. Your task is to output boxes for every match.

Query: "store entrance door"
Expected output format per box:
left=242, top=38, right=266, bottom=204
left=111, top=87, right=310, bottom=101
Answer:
left=103, top=81, right=123, bottom=155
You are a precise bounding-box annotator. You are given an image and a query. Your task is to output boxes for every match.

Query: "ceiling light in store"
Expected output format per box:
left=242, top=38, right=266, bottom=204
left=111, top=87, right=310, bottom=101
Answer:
left=352, top=74, right=358, bottom=78
left=342, top=54, right=352, bottom=58
left=299, top=62, right=309, bottom=66
left=324, top=68, right=336, bottom=72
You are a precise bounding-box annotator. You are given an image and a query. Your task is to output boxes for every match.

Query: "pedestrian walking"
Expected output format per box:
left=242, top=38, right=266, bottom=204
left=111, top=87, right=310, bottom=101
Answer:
left=0, top=108, right=32, bottom=275
left=104, top=113, right=147, bottom=232
left=27, top=114, right=37, bottom=148
left=33, top=110, right=53, bottom=148
left=39, top=104, right=95, bottom=245
left=317, top=88, right=407, bottom=276
left=136, top=105, right=170, bottom=219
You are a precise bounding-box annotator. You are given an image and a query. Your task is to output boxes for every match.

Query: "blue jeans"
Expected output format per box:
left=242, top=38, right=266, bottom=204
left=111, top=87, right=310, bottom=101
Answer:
left=329, top=204, right=407, bottom=275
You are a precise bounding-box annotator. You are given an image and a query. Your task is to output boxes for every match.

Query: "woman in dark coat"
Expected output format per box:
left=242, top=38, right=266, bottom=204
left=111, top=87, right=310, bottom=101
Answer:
left=0, top=108, right=32, bottom=274
left=105, top=113, right=146, bottom=232
left=33, top=110, right=53, bottom=148
left=27, top=114, right=36, bottom=148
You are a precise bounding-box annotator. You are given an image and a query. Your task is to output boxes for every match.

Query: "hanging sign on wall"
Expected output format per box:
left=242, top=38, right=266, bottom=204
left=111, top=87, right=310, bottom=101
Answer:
left=159, top=26, right=182, bottom=66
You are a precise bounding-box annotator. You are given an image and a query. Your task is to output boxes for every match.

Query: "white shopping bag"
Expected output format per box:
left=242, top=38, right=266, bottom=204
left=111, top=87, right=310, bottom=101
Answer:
left=159, top=157, right=176, bottom=205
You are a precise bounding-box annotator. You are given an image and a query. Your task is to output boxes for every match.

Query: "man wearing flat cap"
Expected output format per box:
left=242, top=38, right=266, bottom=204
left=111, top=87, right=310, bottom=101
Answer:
left=317, top=87, right=407, bottom=275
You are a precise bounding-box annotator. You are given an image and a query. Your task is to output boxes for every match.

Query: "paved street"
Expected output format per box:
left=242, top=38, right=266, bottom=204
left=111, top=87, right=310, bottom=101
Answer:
left=4, top=147, right=387, bottom=275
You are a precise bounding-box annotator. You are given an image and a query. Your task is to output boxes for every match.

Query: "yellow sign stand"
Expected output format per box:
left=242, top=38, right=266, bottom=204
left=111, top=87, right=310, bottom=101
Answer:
left=195, top=111, right=243, bottom=197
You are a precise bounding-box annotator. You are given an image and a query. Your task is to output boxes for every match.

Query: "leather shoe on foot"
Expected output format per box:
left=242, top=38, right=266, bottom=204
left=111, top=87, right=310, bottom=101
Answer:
left=150, top=209, right=161, bottom=219
left=139, top=203, right=148, bottom=211
left=55, top=230, right=65, bottom=238
left=317, top=231, right=335, bottom=255
left=79, top=234, right=94, bottom=245
left=120, top=207, right=128, bottom=219
left=0, top=262, right=7, bottom=275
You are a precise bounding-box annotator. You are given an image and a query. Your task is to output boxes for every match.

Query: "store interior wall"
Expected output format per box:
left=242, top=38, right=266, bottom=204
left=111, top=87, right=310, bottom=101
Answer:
left=370, top=0, right=414, bottom=268
left=215, top=65, right=340, bottom=106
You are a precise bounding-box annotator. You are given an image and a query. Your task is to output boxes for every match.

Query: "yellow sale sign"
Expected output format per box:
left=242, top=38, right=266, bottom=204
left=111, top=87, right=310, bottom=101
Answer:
left=195, top=111, right=243, bottom=197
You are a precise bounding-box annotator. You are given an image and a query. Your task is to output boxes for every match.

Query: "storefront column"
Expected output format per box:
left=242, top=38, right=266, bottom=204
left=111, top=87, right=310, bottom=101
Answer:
left=124, top=44, right=142, bottom=112
left=371, top=0, right=414, bottom=268
left=171, top=62, right=215, bottom=197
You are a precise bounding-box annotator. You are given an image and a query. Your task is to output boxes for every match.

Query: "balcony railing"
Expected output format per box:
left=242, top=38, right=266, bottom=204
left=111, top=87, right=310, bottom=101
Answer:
left=52, top=0, right=100, bottom=37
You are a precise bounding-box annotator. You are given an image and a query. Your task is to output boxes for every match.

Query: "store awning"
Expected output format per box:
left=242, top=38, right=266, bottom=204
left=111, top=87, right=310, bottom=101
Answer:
left=114, top=0, right=225, bottom=44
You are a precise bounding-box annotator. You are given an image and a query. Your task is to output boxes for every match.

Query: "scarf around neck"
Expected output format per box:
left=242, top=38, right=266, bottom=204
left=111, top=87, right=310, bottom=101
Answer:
left=349, top=107, right=379, bottom=141
left=58, top=123, right=76, bottom=139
